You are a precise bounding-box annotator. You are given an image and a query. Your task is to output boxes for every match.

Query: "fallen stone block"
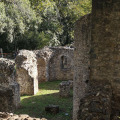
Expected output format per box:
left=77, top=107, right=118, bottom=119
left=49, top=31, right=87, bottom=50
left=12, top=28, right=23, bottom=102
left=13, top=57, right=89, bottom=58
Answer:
left=59, top=81, right=70, bottom=97
left=45, top=105, right=59, bottom=114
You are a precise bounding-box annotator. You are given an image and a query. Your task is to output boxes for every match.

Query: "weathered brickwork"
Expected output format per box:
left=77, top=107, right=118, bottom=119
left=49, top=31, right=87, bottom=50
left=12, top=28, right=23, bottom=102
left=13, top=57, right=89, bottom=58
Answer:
left=74, top=0, right=120, bottom=120
left=15, top=50, right=38, bottom=95
left=48, top=47, right=74, bottom=81
left=73, top=14, right=91, bottom=120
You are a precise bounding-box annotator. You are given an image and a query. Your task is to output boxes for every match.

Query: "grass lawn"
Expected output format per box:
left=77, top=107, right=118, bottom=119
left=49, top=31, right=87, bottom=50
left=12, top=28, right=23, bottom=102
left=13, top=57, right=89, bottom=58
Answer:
left=15, top=81, right=73, bottom=120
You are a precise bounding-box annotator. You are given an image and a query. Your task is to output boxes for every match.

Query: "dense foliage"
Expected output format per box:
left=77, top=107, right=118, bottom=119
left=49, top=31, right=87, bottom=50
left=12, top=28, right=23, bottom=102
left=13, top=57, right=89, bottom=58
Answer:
left=0, top=0, right=91, bottom=52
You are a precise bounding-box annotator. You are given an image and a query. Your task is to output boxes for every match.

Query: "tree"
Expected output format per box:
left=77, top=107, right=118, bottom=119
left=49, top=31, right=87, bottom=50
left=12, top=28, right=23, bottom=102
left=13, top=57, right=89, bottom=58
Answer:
left=0, top=0, right=92, bottom=52
left=29, top=0, right=62, bottom=46
left=30, top=0, right=92, bottom=46
left=0, top=0, right=42, bottom=52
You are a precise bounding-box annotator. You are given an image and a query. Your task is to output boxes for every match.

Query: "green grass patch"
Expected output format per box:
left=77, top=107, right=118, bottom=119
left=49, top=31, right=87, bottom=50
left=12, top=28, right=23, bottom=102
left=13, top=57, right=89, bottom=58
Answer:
left=15, top=81, right=73, bottom=120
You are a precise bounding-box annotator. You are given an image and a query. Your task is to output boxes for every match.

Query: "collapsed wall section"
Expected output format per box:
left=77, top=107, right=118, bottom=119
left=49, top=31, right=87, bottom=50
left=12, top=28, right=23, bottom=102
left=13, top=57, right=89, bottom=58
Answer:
left=15, top=50, right=38, bottom=95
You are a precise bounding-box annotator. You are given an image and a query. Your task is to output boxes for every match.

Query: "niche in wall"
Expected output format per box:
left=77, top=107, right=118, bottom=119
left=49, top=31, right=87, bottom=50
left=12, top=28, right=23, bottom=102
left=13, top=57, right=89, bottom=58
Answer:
left=61, top=55, right=71, bottom=70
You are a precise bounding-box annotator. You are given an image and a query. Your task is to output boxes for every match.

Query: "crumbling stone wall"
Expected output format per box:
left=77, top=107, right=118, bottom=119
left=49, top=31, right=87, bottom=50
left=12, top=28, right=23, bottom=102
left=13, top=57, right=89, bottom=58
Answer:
left=78, top=81, right=112, bottom=120
left=37, top=58, right=46, bottom=83
left=74, top=0, right=120, bottom=120
left=34, top=47, right=74, bottom=82
left=48, top=47, right=74, bottom=81
left=91, top=0, right=120, bottom=118
left=9, top=83, right=20, bottom=109
left=0, top=58, right=15, bottom=86
left=73, top=14, right=91, bottom=120
left=91, top=0, right=120, bottom=101
left=0, top=112, right=47, bottom=120
left=0, top=86, right=15, bottom=112
left=35, top=48, right=53, bottom=83
left=0, top=84, right=20, bottom=112
left=0, top=58, right=20, bottom=112
left=15, top=50, right=38, bottom=95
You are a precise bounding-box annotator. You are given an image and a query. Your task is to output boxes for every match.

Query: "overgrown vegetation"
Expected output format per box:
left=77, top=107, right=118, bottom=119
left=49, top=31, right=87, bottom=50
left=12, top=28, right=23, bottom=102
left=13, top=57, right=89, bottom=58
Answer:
left=15, top=81, right=73, bottom=120
left=0, top=0, right=91, bottom=52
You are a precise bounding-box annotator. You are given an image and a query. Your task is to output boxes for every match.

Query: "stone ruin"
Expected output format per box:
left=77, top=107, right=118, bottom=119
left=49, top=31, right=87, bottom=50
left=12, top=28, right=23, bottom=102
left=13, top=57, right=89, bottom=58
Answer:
left=59, top=81, right=71, bottom=97
left=15, top=50, right=38, bottom=95
left=0, top=46, right=73, bottom=113
left=73, top=14, right=91, bottom=120
left=0, top=112, right=47, bottom=120
left=34, top=47, right=53, bottom=83
left=35, top=47, right=74, bottom=83
left=74, top=0, right=120, bottom=120
left=0, top=58, right=20, bottom=112
left=48, top=47, right=74, bottom=81
left=14, top=47, right=73, bottom=95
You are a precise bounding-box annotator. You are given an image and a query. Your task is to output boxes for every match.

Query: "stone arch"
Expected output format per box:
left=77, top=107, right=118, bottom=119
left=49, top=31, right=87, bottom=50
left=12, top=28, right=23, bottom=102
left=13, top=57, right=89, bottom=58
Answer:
left=60, top=55, right=71, bottom=70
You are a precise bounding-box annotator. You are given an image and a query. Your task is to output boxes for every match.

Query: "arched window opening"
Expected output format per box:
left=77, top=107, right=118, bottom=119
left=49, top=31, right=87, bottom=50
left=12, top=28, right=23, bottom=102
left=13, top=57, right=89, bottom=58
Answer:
left=61, top=56, right=69, bottom=69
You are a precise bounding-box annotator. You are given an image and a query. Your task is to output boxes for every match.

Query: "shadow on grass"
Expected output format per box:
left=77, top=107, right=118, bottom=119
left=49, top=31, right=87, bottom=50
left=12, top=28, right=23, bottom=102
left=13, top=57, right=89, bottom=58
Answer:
left=39, top=80, right=68, bottom=90
left=15, top=81, right=73, bottom=120
left=16, top=93, right=73, bottom=120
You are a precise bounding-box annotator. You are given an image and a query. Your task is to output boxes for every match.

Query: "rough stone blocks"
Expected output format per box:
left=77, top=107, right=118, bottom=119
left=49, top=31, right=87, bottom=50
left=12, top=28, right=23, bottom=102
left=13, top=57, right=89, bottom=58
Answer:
left=59, top=81, right=70, bottom=97
left=16, top=50, right=38, bottom=95
left=0, top=85, right=20, bottom=112
left=0, top=58, right=20, bottom=112
left=74, top=0, right=120, bottom=119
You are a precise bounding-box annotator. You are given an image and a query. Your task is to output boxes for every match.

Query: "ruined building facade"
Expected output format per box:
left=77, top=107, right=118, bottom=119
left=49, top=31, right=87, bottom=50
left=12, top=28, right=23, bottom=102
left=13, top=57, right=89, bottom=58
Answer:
left=15, top=47, right=73, bottom=95
left=48, top=47, right=74, bottom=81
left=0, top=46, right=73, bottom=112
left=74, top=0, right=120, bottom=120
left=35, top=47, right=74, bottom=83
